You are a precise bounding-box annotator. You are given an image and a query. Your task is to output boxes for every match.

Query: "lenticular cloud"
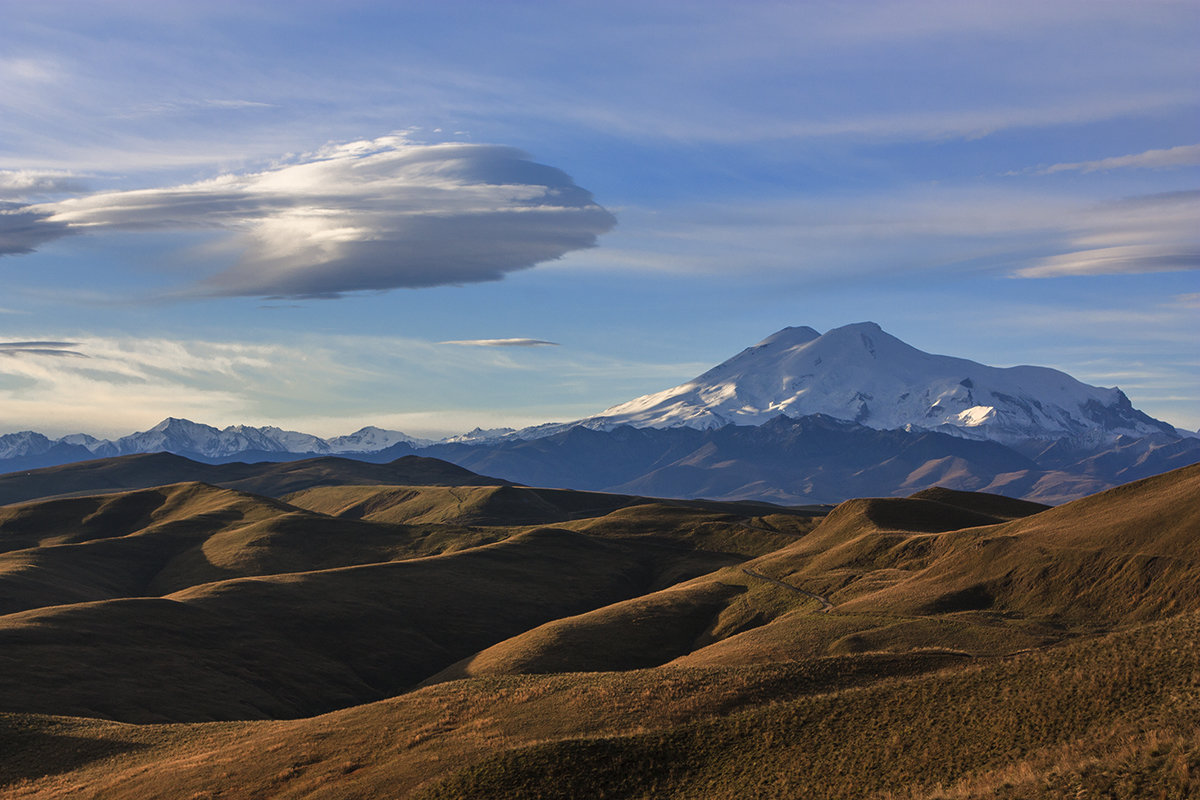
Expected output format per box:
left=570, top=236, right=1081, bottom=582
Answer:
left=1, top=136, right=616, bottom=298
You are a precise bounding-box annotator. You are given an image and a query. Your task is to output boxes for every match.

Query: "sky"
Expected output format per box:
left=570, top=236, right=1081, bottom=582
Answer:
left=0, top=0, right=1197, bottom=438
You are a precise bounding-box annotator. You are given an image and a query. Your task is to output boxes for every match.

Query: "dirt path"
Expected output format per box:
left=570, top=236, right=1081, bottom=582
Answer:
left=741, top=568, right=834, bottom=612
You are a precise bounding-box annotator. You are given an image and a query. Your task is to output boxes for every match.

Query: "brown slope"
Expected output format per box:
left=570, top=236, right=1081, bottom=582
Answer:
left=0, top=483, right=295, bottom=613
left=424, top=579, right=746, bottom=683
left=402, top=490, right=1045, bottom=684
left=669, top=467, right=1200, bottom=666
left=7, top=611, right=1198, bottom=800
left=0, top=597, right=373, bottom=723
left=0, top=651, right=971, bottom=800
left=0, top=452, right=507, bottom=506
left=415, top=611, right=1200, bottom=800
left=223, top=455, right=509, bottom=498
left=0, top=524, right=730, bottom=722
left=411, top=501, right=827, bottom=682
left=284, top=483, right=640, bottom=526
left=906, top=485, right=1050, bottom=519
left=840, top=460, right=1200, bottom=624
left=0, top=482, right=497, bottom=614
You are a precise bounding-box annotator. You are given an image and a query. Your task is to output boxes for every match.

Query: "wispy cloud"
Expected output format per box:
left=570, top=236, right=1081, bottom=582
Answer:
left=441, top=338, right=560, bottom=347
left=1170, top=292, right=1200, bottom=309
left=584, top=186, right=1200, bottom=281
left=114, top=98, right=277, bottom=119
left=1, top=135, right=615, bottom=298
left=0, top=170, right=87, bottom=200
left=1013, top=191, right=1200, bottom=278
left=1015, top=245, right=1200, bottom=278
left=0, top=340, right=87, bottom=357
left=0, top=331, right=705, bottom=438
left=1035, top=142, right=1200, bottom=175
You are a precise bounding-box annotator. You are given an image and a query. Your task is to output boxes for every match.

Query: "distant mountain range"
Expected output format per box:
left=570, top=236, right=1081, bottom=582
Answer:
left=2, top=322, right=1196, bottom=504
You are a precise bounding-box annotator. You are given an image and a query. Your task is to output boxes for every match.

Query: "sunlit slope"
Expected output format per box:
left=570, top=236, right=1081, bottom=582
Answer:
left=481, top=465, right=1196, bottom=676
left=834, top=461, right=1200, bottom=624
left=416, top=611, right=1200, bottom=800
left=284, top=483, right=640, bottom=526
left=425, top=579, right=747, bottom=682
left=4, top=467, right=1198, bottom=797
left=0, top=651, right=969, bottom=800
left=5, top=612, right=1197, bottom=800
left=423, top=491, right=1052, bottom=680
left=0, top=482, right=810, bottom=723
left=664, top=464, right=1200, bottom=667
left=0, top=483, right=294, bottom=612
left=0, top=482, right=496, bottom=613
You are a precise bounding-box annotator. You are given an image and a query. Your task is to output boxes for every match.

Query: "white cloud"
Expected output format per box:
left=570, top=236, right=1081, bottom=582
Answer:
left=1037, top=142, right=1200, bottom=175
left=1, top=136, right=615, bottom=298
left=0, top=170, right=87, bottom=200
left=1170, top=292, right=1200, bottom=309
left=1015, top=245, right=1200, bottom=278
left=441, top=338, right=560, bottom=347
left=577, top=186, right=1200, bottom=282
left=1013, top=191, right=1200, bottom=278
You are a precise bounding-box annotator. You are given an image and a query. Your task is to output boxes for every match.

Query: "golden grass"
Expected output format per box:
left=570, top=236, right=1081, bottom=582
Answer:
left=416, top=611, right=1200, bottom=799
left=2, top=464, right=1198, bottom=798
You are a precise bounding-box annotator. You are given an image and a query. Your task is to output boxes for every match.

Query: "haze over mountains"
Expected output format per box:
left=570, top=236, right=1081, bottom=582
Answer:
left=2, top=323, right=1196, bottom=505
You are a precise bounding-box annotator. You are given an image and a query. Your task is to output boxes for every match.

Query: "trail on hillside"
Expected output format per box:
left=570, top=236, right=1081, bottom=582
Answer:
left=742, top=568, right=834, bottom=612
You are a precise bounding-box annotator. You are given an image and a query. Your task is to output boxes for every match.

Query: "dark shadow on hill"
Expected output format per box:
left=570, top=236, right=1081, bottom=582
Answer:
left=0, top=721, right=148, bottom=785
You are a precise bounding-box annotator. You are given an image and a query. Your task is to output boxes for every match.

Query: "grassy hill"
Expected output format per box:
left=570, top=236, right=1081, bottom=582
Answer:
left=0, top=452, right=508, bottom=506
left=0, top=460, right=1197, bottom=797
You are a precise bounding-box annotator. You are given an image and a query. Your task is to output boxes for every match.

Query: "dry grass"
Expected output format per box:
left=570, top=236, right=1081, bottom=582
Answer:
left=1, top=463, right=1198, bottom=798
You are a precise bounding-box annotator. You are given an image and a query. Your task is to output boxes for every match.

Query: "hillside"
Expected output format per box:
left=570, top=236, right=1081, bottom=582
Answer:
left=0, top=452, right=508, bottom=507
left=0, top=461, right=1197, bottom=797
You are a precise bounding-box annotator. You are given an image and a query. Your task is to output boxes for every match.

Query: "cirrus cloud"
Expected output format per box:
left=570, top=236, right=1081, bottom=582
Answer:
left=0, top=340, right=87, bottom=358
left=1, top=135, right=615, bottom=298
left=1037, top=142, right=1200, bottom=175
left=440, top=338, right=560, bottom=347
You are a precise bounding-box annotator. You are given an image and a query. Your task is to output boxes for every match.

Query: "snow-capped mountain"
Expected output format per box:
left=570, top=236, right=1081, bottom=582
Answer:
left=0, top=418, right=427, bottom=461
left=108, top=418, right=332, bottom=458
left=0, top=322, right=1180, bottom=467
left=0, top=431, right=56, bottom=460
left=439, top=427, right=519, bottom=444
left=572, top=322, right=1175, bottom=444
left=325, top=426, right=430, bottom=452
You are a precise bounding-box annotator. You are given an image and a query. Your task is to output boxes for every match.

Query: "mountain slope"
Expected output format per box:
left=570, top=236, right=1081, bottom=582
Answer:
left=578, top=322, right=1175, bottom=443
left=0, top=452, right=507, bottom=507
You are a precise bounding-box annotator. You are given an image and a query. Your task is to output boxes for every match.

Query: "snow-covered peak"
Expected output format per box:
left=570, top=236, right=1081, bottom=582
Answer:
left=0, top=431, right=54, bottom=459
left=440, top=426, right=520, bottom=444
left=576, top=322, right=1176, bottom=444
left=326, top=426, right=429, bottom=451
left=752, top=325, right=821, bottom=348
left=58, top=433, right=105, bottom=451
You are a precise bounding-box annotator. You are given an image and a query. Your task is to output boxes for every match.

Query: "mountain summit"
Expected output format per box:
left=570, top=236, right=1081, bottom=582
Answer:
left=579, top=322, right=1174, bottom=444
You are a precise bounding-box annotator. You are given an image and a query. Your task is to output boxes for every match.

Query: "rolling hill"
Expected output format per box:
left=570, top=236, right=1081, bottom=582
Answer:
left=0, top=457, right=1197, bottom=798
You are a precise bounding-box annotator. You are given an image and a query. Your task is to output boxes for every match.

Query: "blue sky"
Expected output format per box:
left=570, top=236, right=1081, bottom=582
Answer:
left=1, top=0, right=1197, bottom=437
